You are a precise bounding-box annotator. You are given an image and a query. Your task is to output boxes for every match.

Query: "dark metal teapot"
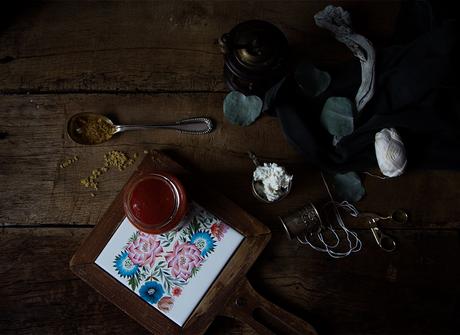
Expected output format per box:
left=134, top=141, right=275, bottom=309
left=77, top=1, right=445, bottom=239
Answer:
left=219, top=20, right=289, bottom=97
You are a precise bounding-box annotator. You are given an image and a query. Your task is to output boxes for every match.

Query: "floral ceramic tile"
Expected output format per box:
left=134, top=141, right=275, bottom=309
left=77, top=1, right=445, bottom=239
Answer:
left=95, top=202, right=244, bottom=326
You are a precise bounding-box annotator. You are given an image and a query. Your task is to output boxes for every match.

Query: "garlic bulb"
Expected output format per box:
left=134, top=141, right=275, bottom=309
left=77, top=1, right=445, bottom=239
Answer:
left=375, top=128, right=407, bottom=177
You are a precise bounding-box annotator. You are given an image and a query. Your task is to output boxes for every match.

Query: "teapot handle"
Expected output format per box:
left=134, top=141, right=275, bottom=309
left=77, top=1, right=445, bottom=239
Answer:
left=218, top=33, right=231, bottom=54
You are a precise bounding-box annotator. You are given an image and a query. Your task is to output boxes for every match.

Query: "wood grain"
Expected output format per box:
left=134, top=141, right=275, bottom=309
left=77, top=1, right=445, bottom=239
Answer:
left=0, top=1, right=399, bottom=93
left=2, top=227, right=459, bottom=334
left=1, top=94, right=460, bottom=230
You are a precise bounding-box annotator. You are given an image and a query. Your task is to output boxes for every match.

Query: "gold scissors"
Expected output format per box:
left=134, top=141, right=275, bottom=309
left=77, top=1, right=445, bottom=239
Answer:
left=357, top=209, right=407, bottom=252
left=367, top=217, right=397, bottom=252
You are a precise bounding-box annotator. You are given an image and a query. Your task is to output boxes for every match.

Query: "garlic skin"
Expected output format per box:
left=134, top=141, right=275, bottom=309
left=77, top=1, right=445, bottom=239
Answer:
left=375, top=128, right=407, bottom=177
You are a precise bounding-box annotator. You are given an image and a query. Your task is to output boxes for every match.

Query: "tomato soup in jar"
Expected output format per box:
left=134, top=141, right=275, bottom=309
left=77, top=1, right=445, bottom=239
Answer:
left=123, top=172, right=187, bottom=234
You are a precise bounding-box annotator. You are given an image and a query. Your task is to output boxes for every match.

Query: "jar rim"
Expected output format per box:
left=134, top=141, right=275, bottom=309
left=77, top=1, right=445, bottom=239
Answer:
left=123, top=172, right=188, bottom=234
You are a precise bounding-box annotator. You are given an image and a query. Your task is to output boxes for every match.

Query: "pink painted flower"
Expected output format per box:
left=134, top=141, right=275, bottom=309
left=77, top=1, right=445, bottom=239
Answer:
left=165, top=241, right=203, bottom=281
left=127, top=233, right=163, bottom=268
left=210, top=222, right=229, bottom=241
left=172, top=287, right=182, bottom=297
left=158, top=296, right=174, bottom=312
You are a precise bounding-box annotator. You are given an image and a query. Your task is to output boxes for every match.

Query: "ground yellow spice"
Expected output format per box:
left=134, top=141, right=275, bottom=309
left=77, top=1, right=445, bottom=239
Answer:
left=104, top=150, right=135, bottom=171
left=59, top=155, right=79, bottom=168
left=74, top=114, right=115, bottom=144
left=80, top=150, right=137, bottom=190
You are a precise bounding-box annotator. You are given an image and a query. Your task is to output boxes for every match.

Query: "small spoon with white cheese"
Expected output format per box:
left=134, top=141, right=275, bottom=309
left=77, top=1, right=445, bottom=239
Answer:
left=248, top=152, right=293, bottom=203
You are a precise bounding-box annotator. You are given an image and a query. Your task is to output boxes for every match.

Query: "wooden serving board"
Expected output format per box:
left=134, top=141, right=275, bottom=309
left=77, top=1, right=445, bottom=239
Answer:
left=70, top=150, right=317, bottom=334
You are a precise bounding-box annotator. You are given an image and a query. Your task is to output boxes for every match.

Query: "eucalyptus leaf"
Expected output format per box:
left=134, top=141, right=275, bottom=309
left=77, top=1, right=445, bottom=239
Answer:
left=295, top=62, right=331, bottom=97
left=320, top=97, right=354, bottom=139
left=223, top=91, right=263, bottom=126
left=332, top=172, right=365, bottom=202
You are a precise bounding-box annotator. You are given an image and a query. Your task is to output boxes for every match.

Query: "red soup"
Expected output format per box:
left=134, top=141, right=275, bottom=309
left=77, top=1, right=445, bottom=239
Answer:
left=124, top=173, right=187, bottom=234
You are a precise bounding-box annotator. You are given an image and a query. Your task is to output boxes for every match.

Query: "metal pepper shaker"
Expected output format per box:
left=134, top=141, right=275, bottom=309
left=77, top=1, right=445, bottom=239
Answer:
left=279, top=202, right=323, bottom=240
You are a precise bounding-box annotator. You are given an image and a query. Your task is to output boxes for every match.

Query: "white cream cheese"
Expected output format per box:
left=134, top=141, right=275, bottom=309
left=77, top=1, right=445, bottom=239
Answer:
left=253, top=163, right=293, bottom=202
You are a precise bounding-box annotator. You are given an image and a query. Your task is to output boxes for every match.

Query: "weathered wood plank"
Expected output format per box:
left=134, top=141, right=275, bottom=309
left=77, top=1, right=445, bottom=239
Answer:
left=0, top=1, right=399, bottom=93
left=1, top=227, right=458, bottom=334
left=0, top=228, right=252, bottom=335
left=1, top=94, right=460, bottom=230
left=0, top=93, right=296, bottom=227
left=252, top=229, right=460, bottom=335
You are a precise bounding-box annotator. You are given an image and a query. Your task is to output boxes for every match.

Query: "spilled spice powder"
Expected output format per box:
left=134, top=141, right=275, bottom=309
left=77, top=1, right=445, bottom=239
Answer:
left=104, top=150, right=135, bottom=171
left=73, top=114, right=115, bottom=144
left=80, top=150, right=137, bottom=190
left=59, top=155, right=79, bottom=168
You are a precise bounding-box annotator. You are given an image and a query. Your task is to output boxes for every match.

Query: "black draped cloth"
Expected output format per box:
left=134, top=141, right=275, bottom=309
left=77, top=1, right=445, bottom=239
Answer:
left=266, top=1, right=459, bottom=172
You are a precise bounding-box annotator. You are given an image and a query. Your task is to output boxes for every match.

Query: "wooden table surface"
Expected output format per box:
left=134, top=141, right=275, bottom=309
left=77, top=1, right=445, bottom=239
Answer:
left=1, top=1, right=459, bottom=334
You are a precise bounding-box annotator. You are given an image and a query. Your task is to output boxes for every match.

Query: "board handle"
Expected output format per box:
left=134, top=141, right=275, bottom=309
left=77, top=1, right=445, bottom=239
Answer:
left=222, top=278, right=318, bottom=335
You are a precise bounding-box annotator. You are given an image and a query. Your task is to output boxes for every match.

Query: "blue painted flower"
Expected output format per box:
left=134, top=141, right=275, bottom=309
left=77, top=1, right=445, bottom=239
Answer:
left=139, top=281, right=164, bottom=305
left=190, top=231, right=215, bottom=257
left=113, top=251, right=139, bottom=278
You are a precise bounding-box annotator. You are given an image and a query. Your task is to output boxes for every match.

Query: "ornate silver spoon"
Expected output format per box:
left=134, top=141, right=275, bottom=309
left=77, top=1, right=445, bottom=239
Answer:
left=67, top=112, right=214, bottom=145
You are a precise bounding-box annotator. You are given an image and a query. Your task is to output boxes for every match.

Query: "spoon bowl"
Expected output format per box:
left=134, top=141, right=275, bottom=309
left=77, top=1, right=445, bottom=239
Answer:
left=67, top=113, right=116, bottom=145
left=252, top=179, right=292, bottom=203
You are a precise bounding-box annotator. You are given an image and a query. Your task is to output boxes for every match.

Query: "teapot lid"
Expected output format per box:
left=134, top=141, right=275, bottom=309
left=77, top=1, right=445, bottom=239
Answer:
left=221, top=20, right=288, bottom=69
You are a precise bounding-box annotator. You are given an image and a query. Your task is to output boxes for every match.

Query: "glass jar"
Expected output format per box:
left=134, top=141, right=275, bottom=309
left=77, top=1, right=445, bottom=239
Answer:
left=123, top=172, right=188, bottom=234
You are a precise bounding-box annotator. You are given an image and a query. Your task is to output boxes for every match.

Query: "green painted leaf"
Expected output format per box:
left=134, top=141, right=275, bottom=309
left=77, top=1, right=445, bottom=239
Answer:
left=165, top=280, right=171, bottom=295
left=332, top=172, right=365, bottom=202
left=223, top=91, right=263, bottom=126
left=128, top=273, right=140, bottom=291
left=128, top=231, right=139, bottom=243
left=295, top=62, right=331, bottom=97
left=188, top=217, right=200, bottom=236
left=146, top=275, right=159, bottom=282
left=191, top=266, right=201, bottom=278
left=173, top=278, right=186, bottom=286
left=320, top=97, right=354, bottom=139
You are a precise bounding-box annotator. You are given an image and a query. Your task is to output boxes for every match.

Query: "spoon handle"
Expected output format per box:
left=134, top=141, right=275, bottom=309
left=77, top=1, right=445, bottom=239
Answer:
left=116, top=117, right=214, bottom=134
left=248, top=151, right=261, bottom=167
